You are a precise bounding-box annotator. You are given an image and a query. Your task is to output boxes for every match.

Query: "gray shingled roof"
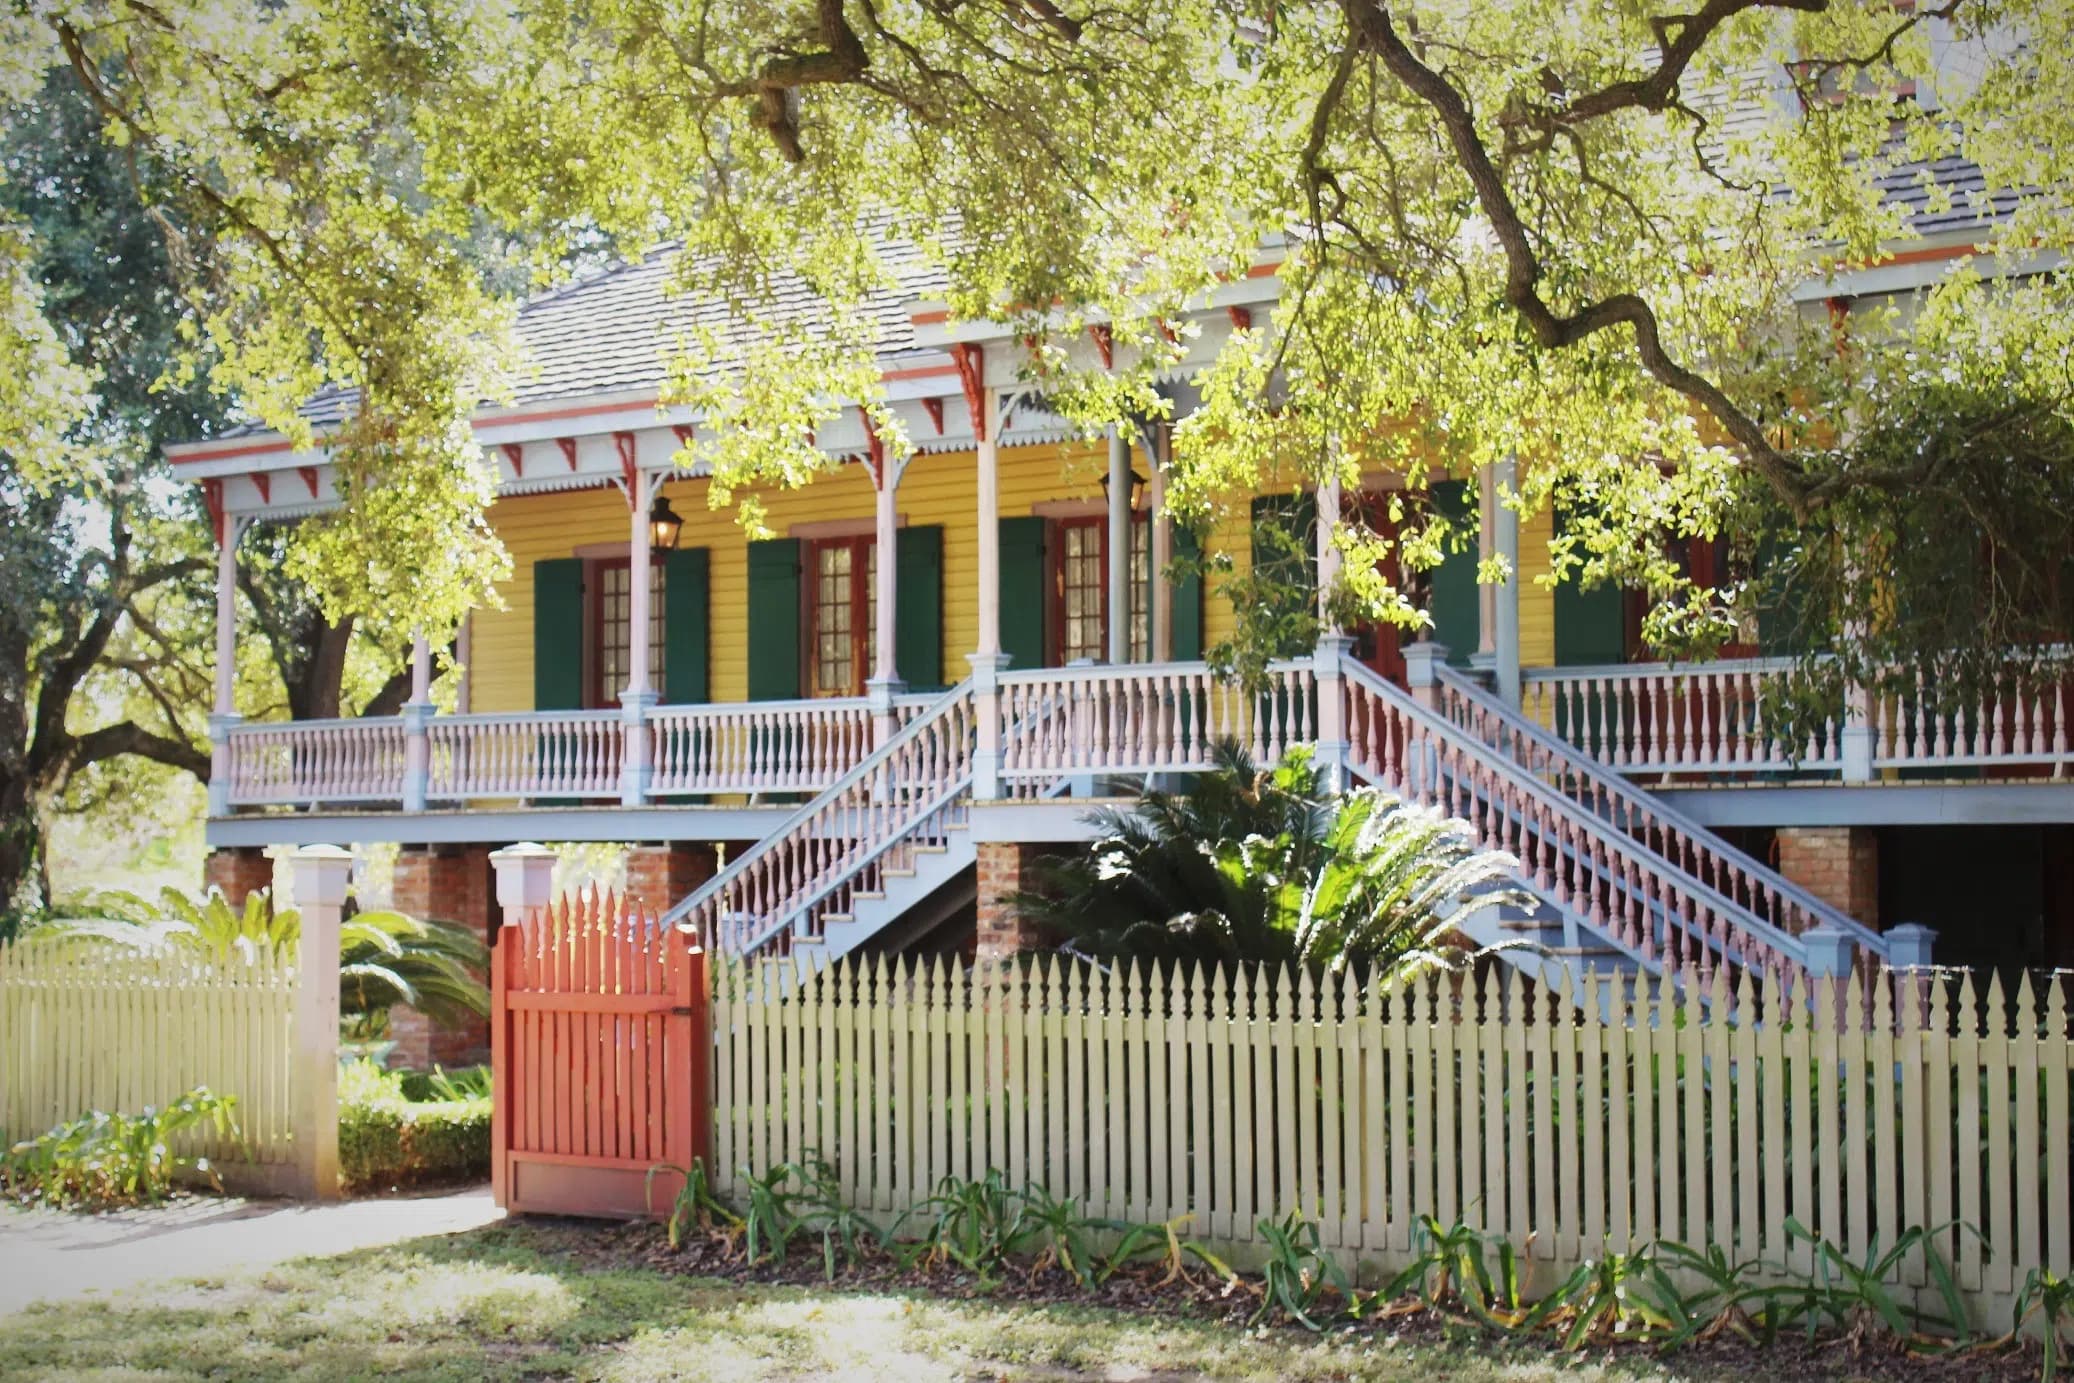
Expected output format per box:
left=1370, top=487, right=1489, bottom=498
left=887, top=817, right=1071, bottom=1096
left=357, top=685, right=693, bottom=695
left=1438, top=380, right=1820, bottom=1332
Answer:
left=260, top=239, right=951, bottom=436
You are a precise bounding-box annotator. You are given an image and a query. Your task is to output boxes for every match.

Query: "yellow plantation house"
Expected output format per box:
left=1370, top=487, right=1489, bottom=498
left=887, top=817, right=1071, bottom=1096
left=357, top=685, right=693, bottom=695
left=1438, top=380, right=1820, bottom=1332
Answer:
left=171, top=230, right=2074, bottom=1068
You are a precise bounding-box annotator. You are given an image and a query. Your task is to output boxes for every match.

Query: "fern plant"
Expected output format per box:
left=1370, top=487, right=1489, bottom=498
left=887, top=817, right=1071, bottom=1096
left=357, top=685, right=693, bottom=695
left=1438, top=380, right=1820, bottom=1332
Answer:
left=1, top=1088, right=239, bottom=1207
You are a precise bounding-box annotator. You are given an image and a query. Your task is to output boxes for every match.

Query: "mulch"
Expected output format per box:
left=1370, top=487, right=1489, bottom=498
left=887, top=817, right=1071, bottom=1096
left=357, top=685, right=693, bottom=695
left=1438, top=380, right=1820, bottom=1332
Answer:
left=500, top=1217, right=2048, bottom=1383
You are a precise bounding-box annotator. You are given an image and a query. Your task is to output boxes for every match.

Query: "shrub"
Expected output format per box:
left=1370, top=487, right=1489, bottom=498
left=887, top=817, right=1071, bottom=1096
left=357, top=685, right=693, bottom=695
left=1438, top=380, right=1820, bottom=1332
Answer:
left=0, top=1087, right=238, bottom=1208
left=337, top=1060, right=490, bottom=1191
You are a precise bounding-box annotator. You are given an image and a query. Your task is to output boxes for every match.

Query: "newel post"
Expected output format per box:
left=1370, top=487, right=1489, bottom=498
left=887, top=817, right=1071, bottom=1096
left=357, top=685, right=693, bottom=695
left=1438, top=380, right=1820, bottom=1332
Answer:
left=1402, top=640, right=1451, bottom=712
left=400, top=629, right=433, bottom=813
left=1839, top=680, right=1876, bottom=783
left=1312, top=634, right=1354, bottom=793
left=288, top=844, right=350, bottom=1200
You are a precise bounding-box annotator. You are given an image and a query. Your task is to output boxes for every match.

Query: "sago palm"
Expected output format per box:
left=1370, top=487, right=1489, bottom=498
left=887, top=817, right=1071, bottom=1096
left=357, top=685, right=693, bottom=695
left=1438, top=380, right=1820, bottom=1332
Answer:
left=1019, top=742, right=1530, bottom=975
left=53, top=885, right=489, bottom=1036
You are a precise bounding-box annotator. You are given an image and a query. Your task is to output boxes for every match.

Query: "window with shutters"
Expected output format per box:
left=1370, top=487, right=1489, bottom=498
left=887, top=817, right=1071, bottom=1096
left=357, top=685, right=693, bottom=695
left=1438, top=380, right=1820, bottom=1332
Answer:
left=1053, top=516, right=1150, bottom=664
left=592, top=557, right=665, bottom=708
left=809, top=535, right=876, bottom=696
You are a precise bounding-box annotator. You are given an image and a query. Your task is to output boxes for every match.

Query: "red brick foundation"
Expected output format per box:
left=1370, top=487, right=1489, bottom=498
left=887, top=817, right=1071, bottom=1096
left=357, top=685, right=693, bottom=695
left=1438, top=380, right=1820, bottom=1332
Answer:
left=1776, top=827, right=1880, bottom=928
left=386, top=845, right=495, bottom=1069
left=204, top=847, right=275, bottom=908
left=624, top=843, right=719, bottom=917
left=976, top=841, right=1045, bottom=962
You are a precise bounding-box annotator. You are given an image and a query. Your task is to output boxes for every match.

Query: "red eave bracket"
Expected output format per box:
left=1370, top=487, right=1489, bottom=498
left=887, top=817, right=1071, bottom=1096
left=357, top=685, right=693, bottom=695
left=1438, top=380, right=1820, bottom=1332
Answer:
left=251, top=472, right=270, bottom=504
left=501, top=442, right=524, bottom=478
left=556, top=437, right=578, bottom=471
left=949, top=343, right=987, bottom=441
left=1088, top=323, right=1114, bottom=370
left=921, top=397, right=944, bottom=436
left=614, top=431, right=639, bottom=509
left=857, top=406, right=887, bottom=489
left=298, top=466, right=320, bottom=499
left=671, top=424, right=694, bottom=449
left=1227, top=305, right=1253, bottom=331
left=202, top=479, right=226, bottom=547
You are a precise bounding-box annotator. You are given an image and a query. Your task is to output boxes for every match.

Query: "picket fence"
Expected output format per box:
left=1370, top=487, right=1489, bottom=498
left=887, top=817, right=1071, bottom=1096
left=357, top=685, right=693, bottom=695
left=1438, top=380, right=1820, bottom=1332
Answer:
left=0, top=936, right=299, bottom=1167
left=711, top=955, right=2074, bottom=1326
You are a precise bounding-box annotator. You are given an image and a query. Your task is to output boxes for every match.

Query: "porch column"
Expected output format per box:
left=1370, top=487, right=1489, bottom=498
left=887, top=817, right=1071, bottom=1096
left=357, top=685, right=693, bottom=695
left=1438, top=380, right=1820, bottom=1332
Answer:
left=867, top=451, right=905, bottom=745
left=1493, top=456, right=1522, bottom=707
left=1147, top=424, right=1174, bottom=662
left=1475, top=465, right=1499, bottom=665
left=1313, top=465, right=1350, bottom=790
left=968, top=378, right=1008, bottom=799
left=400, top=629, right=433, bottom=813
left=206, top=516, right=246, bottom=817
left=620, top=470, right=657, bottom=806
left=1106, top=426, right=1132, bottom=664
left=287, top=844, right=348, bottom=1199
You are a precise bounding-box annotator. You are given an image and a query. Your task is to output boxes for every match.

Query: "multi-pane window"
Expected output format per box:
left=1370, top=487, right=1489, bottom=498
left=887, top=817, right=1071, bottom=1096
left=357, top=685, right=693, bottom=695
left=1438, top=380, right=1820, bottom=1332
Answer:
left=594, top=558, right=665, bottom=707
left=1059, top=519, right=1107, bottom=664
left=811, top=536, right=876, bottom=696
left=1056, top=516, right=1151, bottom=664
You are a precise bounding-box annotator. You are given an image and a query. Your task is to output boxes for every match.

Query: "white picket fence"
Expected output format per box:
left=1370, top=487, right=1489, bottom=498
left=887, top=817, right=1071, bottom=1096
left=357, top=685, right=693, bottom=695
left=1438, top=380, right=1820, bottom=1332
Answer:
left=0, top=936, right=299, bottom=1168
left=712, top=956, right=2073, bottom=1327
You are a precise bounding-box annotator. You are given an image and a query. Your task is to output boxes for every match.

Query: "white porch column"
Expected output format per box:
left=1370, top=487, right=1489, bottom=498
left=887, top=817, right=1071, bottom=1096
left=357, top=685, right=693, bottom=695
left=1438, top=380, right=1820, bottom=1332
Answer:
left=620, top=470, right=658, bottom=805
left=287, top=844, right=348, bottom=1200
left=968, top=382, right=1009, bottom=799
left=1493, top=456, right=1522, bottom=707
left=400, top=629, right=433, bottom=813
left=1475, top=464, right=1499, bottom=666
left=1147, top=424, right=1174, bottom=662
left=207, top=516, right=245, bottom=817
left=1313, top=465, right=1350, bottom=790
left=1106, top=426, right=1132, bottom=664
left=867, top=452, right=906, bottom=745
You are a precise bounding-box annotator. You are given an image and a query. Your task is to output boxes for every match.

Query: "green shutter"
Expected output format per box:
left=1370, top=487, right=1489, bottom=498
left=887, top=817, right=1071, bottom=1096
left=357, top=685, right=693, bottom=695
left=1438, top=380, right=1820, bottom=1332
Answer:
left=746, top=538, right=802, bottom=700
left=661, top=546, right=710, bottom=704
left=1551, top=510, right=1628, bottom=666
left=1427, top=480, right=1481, bottom=666
left=1169, top=525, right=1205, bottom=661
left=532, top=558, right=585, bottom=710
left=895, top=525, right=944, bottom=690
left=998, top=516, right=1049, bottom=672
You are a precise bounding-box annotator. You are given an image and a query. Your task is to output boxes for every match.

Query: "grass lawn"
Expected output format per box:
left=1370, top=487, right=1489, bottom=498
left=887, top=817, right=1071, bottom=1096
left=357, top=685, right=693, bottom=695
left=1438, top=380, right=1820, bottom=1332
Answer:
left=0, top=1218, right=1678, bottom=1383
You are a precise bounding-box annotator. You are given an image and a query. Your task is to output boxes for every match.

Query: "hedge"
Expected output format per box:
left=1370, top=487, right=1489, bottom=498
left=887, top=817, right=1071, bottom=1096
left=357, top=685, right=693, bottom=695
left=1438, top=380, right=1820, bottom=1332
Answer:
left=337, top=1061, right=490, bottom=1191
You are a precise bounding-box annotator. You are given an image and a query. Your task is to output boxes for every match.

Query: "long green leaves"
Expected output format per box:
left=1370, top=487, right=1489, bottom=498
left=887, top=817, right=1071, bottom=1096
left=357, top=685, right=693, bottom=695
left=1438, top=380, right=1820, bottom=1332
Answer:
left=1, top=1087, right=239, bottom=1207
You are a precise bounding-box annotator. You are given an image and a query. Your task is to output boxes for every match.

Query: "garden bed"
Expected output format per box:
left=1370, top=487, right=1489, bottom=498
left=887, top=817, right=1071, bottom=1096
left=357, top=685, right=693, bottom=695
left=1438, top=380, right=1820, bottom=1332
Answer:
left=516, top=1215, right=2048, bottom=1383
left=336, top=1062, right=490, bottom=1193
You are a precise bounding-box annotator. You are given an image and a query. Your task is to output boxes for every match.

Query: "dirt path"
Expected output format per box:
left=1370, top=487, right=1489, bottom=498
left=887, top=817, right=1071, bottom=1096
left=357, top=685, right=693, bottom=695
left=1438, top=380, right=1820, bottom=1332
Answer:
left=0, top=1185, right=501, bottom=1317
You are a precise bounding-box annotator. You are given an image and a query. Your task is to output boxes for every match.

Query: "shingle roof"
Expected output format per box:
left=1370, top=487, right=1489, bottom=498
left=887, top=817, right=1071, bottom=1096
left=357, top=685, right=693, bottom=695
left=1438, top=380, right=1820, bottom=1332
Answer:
left=252, top=239, right=952, bottom=436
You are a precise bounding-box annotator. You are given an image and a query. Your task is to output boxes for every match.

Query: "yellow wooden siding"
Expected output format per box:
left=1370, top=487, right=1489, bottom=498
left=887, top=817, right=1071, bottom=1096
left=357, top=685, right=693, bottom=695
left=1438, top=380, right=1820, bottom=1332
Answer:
left=1519, top=506, right=1555, bottom=667
left=467, top=448, right=1543, bottom=710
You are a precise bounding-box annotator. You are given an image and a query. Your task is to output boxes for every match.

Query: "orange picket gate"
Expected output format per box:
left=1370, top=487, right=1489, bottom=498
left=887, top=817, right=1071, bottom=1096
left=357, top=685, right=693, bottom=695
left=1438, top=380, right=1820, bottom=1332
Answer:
left=490, top=890, right=710, bottom=1218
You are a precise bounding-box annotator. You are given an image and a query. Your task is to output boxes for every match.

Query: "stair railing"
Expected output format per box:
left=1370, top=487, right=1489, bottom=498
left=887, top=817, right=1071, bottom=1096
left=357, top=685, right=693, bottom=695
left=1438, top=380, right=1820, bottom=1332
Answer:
left=663, top=681, right=976, bottom=955
left=1341, top=659, right=1814, bottom=984
left=1428, top=663, right=1889, bottom=960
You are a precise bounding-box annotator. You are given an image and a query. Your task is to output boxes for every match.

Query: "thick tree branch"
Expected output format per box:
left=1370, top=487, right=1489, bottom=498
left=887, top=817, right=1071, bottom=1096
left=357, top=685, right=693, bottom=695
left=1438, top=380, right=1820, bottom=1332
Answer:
left=64, top=720, right=210, bottom=781
left=1351, top=1, right=1814, bottom=518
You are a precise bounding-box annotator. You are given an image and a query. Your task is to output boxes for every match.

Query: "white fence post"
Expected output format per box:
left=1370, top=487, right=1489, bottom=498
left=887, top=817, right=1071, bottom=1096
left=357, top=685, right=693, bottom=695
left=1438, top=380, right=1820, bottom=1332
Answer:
left=288, top=844, right=349, bottom=1199
left=491, top=842, right=559, bottom=926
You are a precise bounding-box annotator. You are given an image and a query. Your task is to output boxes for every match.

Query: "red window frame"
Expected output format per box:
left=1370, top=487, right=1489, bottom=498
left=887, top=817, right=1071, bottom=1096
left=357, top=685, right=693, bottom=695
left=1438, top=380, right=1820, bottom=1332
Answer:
left=807, top=534, right=876, bottom=697
left=590, top=556, right=665, bottom=709
left=1051, top=515, right=1152, bottom=665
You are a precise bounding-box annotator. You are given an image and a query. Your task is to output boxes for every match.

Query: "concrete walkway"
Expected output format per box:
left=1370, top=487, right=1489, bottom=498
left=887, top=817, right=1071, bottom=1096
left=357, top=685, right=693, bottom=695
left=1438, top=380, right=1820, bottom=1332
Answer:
left=0, top=1186, right=503, bottom=1317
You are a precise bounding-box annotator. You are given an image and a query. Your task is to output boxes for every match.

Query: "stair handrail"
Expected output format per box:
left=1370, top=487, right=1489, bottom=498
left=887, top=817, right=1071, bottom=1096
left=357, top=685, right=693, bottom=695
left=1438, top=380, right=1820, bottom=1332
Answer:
left=1428, top=662, right=1888, bottom=957
left=661, top=678, right=975, bottom=952
left=1340, top=659, right=1815, bottom=977
left=731, top=774, right=973, bottom=956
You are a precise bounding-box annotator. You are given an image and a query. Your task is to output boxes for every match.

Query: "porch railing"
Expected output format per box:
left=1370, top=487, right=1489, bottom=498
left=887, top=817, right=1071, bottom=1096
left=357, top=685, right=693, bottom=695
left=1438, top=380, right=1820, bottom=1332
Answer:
left=648, top=697, right=874, bottom=796
left=225, top=717, right=409, bottom=806
left=426, top=710, right=623, bottom=800
left=1523, top=658, right=2074, bottom=781
left=996, top=660, right=1316, bottom=794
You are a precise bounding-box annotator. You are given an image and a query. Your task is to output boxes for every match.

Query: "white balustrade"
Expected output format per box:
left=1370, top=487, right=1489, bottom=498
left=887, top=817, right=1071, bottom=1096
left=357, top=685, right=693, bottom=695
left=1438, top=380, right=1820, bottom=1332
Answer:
left=1520, top=659, right=1833, bottom=775
left=225, top=718, right=408, bottom=805
left=1345, top=663, right=1807, bottom=985
left=425, top=711, right=623, bottom=800
left=996, top=660, right=1316, bottom=794
left=672, top=684, right=978, bottom=956
left=648, top=698, right=876, bottom=796
left=1868, top=667, right=2073, bottom=774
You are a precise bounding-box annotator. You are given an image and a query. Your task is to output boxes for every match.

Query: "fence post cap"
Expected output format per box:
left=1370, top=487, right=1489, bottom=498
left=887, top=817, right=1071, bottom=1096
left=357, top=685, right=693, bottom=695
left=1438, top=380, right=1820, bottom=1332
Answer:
left=490, top=843, right=558, bottom=910
left=1883, top=922, right=1937, bottom=969
left=1800, top=926, right=1856, bottom=978
left=288, top=844, right=354, bottom=907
